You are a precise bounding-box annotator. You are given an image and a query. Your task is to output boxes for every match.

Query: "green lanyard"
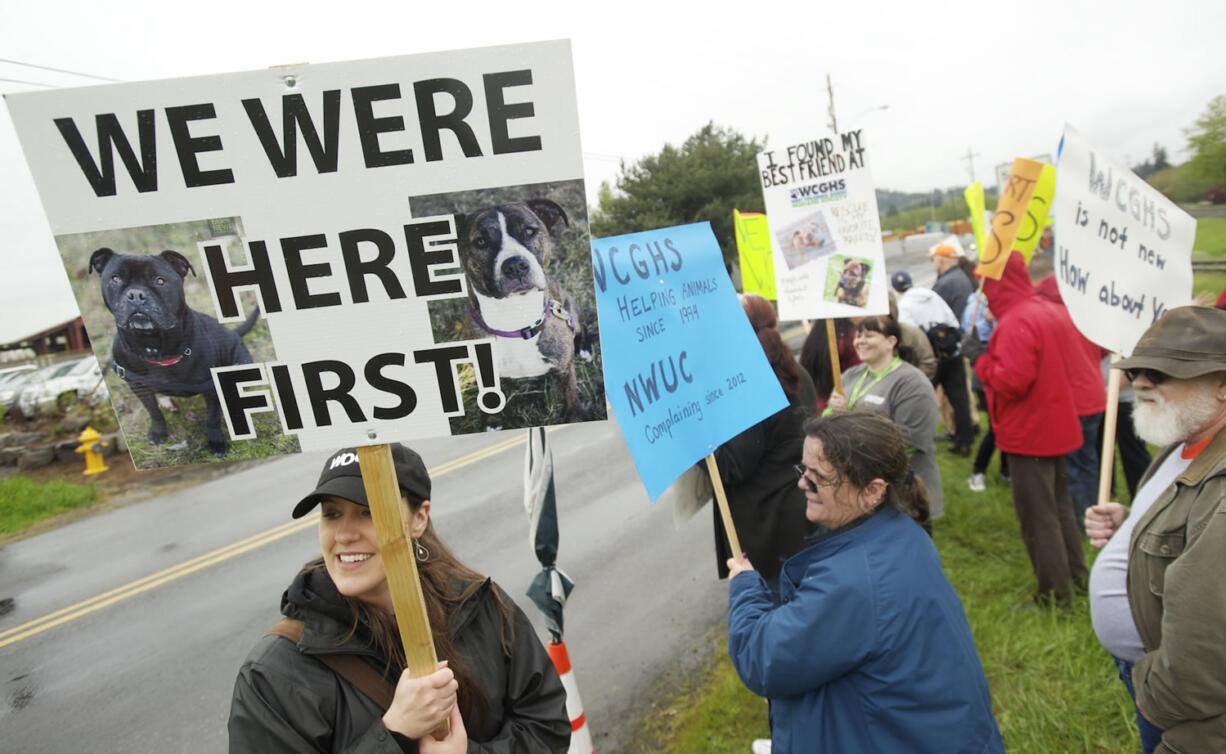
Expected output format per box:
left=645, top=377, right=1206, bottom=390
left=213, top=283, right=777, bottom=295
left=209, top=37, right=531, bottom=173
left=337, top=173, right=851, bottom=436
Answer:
left=847, top=356, right=901, bottom=409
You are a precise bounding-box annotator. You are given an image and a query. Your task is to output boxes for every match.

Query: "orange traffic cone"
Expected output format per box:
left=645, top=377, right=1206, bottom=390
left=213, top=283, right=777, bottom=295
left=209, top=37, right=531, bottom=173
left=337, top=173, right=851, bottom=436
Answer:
left=547, top=640, right=594, bottom=753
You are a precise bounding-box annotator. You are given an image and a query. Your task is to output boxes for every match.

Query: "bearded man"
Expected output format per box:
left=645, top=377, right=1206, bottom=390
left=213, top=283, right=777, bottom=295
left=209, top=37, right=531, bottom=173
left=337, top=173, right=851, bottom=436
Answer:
left=1085, top=306, right=1226, bottom=754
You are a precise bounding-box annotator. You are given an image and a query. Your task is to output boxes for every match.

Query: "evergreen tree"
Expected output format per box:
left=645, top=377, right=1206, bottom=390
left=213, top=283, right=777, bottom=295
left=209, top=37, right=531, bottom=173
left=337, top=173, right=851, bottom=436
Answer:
left=591, top=123, right=764, bottom=266
left=1185, top=95, right=1226, bottom=185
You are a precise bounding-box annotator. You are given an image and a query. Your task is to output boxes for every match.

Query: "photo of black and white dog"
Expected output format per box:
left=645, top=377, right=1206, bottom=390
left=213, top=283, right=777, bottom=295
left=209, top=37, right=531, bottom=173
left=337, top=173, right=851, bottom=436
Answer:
left=455, top=199, right=587, bottom=420
left=415, top=180, right=605, bottom=431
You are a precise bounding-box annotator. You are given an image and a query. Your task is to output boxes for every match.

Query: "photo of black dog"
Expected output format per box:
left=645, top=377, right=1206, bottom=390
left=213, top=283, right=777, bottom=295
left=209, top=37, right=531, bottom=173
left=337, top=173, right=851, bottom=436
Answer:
left=88, top=247, right=259, bottom=457
left=455, top=199, right=588, bottom=420
left=833, top=257, right=872, bottom=308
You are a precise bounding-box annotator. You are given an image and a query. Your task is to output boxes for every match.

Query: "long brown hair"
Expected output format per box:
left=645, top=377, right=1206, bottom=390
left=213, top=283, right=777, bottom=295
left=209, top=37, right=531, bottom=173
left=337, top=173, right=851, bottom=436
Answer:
left=800, top=318, right=856, bottom=403
left=333, top=497, right=514, bottom=727
left=740, top=292, right=802, bottom=400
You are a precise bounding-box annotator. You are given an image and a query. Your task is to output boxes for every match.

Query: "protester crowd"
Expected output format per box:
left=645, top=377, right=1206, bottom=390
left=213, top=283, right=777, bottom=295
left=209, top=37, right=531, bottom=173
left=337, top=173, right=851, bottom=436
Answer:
left=225, top=230, right=1225, bottom=753
left=728, top=238, right=1226, bottom=754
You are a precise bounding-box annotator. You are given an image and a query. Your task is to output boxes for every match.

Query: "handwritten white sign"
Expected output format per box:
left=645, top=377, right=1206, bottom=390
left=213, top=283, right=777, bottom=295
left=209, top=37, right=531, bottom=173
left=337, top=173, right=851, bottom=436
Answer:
left=757, top=130, right=887, bottom=321
left=1053, top=125, right=1195, bottom=355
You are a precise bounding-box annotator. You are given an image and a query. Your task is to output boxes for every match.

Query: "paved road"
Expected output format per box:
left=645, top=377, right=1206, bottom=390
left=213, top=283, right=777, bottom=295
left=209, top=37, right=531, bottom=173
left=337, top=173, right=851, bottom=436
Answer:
left=0, top=243, right=935, bottom=752
left=0, top=422, right=727, bottom=752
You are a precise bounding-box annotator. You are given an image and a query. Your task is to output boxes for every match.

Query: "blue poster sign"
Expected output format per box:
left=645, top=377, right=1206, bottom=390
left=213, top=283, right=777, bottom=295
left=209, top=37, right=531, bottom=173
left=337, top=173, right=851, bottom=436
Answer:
left=593, top=222, right=788, bottom=501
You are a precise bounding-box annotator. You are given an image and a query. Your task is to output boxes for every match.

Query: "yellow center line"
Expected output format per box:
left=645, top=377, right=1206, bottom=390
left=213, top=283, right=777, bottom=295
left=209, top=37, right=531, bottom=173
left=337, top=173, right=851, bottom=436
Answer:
left=0, top=430, right=544, bottom=649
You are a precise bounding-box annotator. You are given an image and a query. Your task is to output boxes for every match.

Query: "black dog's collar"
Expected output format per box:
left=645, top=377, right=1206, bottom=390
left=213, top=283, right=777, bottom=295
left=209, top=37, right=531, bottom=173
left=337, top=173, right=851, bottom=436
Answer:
left=110, top=343, right=216, bottom=394
left=140, top=346, right=191, bottom=366
left=469, top=299, right=575, bottom=340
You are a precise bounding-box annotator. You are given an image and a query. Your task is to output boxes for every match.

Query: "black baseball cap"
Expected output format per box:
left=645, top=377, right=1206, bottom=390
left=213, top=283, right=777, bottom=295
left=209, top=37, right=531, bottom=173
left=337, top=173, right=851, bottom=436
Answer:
left=891, top=270, right=913, bottom=292
left=292, top=444, right=432, bottom=518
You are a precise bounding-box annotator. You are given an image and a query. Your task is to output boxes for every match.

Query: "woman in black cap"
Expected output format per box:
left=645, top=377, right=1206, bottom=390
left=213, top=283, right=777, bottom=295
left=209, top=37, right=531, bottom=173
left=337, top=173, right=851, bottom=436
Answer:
left=228, top=444, right=570, bottom=753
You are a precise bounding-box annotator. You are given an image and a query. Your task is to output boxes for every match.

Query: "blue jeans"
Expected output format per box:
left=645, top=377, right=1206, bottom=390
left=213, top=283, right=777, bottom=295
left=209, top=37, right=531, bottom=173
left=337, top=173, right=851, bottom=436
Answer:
left=1066, top=413, right=1103, bottom=527
left=1114, top=656, right=1164, bottom=754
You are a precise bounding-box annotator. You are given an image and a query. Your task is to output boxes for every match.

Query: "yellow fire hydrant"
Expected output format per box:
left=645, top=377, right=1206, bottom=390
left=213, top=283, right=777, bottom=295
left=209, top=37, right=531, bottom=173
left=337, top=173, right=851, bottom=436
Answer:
left=76, top=426, right=110, bottom=476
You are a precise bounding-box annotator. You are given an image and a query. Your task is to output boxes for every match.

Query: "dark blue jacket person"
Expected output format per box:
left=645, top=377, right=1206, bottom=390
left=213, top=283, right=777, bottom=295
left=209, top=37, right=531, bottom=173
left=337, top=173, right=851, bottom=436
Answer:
left=726, top=413, right=1003, bottom=753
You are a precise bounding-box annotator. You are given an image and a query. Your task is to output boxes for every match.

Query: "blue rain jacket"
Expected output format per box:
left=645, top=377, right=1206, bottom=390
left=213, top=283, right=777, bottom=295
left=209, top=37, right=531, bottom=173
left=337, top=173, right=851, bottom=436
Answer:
left=728, top=507, right=1004, bottom=753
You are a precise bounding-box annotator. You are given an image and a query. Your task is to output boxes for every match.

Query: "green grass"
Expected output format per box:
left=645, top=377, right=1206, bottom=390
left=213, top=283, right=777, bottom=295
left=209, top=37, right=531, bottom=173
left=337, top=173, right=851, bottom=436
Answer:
left=634, top=441, right=1139, bottom=754
left=0, top=476, right=97, bottom=535
left=1194, top=217, right=1226, bottom=257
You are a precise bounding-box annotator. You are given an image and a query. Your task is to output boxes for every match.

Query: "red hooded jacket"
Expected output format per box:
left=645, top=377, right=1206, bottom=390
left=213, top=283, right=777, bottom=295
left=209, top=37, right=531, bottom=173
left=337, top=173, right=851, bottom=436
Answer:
left=1033, top=275, right=1106, bottom=417
left=975, top=253, right=1083, bottom=456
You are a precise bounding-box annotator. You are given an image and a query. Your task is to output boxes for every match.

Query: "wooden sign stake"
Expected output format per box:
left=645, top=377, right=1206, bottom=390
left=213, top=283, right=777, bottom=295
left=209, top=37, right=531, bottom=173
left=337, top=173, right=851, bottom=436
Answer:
left=826, top=319, right=844, bottom=396
left=705, top=454, right=743, bottom=560
left=1096, top=356, right=1124, bottom=507
left=357, top=443, right=450, bottom=738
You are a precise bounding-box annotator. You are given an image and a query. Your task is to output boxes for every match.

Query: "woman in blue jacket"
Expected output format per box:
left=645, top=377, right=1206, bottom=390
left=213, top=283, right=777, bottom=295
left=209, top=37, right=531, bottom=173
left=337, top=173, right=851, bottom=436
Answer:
left=727, top=413, right=1004, bottom=753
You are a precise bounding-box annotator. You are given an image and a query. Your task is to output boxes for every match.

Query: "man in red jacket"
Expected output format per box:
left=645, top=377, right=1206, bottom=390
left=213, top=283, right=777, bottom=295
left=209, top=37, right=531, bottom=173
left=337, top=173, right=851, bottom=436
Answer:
left=975, top=252, right=1087, bottom=605
left=1034, top=274, right=1107, bottom=526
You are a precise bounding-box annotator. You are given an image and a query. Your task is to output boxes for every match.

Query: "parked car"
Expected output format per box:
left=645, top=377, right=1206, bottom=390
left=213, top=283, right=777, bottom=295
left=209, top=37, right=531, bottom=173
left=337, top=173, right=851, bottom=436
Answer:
left=0, top=365, right=35, bottom=382
left=16, top=356, right=105, bottom=417
left=0, top=367, right=41, bottom=413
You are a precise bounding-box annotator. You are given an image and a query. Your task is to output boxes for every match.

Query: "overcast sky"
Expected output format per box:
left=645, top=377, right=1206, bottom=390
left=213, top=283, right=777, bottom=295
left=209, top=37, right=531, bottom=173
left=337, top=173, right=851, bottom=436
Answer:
left=1, top=0, right=1223, bottom=343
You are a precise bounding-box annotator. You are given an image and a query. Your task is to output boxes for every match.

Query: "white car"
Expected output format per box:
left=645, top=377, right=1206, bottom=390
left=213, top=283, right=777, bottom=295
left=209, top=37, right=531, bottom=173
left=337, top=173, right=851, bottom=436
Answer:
left=0, top=367, right=38, bottom=412
left=16, top=356, right=106, bottom=417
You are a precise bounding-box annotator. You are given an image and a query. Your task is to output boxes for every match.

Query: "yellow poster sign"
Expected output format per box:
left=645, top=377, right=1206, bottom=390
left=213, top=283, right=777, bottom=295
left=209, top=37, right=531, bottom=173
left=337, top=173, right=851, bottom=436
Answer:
left=1011, top=163, right=1056, bottom=262
left=734, top=209, right=776, bottom=299
left=964, top=182, right=987, bottom=257
left=976, top=157, right=1045, bottom=280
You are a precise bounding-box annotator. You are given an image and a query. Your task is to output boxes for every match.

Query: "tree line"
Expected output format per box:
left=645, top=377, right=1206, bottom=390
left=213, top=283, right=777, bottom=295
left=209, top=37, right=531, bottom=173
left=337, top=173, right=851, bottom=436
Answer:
left=591, top=95, right=1226, bottom=266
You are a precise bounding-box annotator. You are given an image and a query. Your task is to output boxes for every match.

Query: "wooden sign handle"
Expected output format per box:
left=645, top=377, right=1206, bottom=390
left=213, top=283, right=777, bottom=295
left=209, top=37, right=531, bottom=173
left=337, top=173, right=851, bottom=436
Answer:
left=826, top=319, right=844, bottom=396
left=1096, top=356, right=1123, bottom=507
left=357, top=444, right=450, bottom=738
left=705, top=453, right=743, bottom=562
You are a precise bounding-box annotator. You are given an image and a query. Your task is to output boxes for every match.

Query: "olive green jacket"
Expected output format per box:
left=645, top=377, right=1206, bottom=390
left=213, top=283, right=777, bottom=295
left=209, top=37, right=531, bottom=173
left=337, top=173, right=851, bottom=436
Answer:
left=1128, top=429, right=1226, bottom=754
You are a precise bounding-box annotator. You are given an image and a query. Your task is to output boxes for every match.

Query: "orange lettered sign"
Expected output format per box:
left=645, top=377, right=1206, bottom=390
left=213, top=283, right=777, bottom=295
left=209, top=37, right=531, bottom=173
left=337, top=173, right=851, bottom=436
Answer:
left=976, top=157, right=1044, bottom=279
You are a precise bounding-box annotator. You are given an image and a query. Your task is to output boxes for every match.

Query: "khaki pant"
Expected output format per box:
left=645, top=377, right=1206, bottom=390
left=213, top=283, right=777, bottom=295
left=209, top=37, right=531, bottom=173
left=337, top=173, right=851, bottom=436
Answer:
left=1008, top=454, right=1087, bottom=603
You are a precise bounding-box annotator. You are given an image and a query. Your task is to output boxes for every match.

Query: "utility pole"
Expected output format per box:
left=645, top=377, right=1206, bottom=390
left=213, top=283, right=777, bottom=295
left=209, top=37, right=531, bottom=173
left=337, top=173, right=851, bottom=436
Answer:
left=961, top=146, right=980, bottom=185
left=826, top=74, right=838, bottom=135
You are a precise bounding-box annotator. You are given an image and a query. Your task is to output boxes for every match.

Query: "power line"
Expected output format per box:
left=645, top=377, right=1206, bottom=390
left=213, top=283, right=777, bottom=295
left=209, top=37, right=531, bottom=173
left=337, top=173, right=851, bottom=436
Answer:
left=0, top=75, right=56, bottom=88
left=0, top=57, right=120, bottom=83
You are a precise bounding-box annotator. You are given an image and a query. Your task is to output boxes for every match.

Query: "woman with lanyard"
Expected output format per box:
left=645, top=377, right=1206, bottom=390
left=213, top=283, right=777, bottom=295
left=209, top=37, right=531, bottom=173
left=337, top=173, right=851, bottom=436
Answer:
left=827, top=314, right=943, bottom=525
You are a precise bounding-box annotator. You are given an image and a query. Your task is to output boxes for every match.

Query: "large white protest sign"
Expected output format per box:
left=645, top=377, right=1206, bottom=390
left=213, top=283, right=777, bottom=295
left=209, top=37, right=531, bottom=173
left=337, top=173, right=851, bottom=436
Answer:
left=1053, top=125, right=1195, bottom=355
left=6, top=41, right=606, bottom=468
left=757, top=129, right=888, bottom=321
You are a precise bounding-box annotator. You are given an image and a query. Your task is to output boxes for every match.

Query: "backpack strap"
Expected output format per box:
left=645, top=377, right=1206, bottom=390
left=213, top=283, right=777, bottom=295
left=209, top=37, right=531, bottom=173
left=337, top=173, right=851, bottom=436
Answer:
left=268, top=618, right=395, bottom=711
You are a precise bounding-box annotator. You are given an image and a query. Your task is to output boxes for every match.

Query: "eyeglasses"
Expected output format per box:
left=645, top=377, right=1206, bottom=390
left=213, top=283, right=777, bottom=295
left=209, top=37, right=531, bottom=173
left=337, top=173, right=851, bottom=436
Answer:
left=793, top=463, right=837, bottom=493
left=1123, top=367, right=1169, bottom=386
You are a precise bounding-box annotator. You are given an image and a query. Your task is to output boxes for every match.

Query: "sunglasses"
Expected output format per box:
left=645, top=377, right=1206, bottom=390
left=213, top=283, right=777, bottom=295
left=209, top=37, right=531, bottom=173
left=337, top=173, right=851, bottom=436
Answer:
left=1123, top=368, right=1169, bottom=386
left=793, top=463, right=837, bottom=493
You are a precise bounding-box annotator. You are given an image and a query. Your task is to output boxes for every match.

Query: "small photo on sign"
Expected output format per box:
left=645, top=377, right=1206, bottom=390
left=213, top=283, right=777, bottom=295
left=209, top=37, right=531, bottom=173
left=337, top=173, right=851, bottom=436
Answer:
left=824, top=255, right=873, bottom=308
left=775, top=208, right=839, bottom=271
left=411, top=179, right=607, bottom=433
left=55, top=218, right=300, bottom=469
